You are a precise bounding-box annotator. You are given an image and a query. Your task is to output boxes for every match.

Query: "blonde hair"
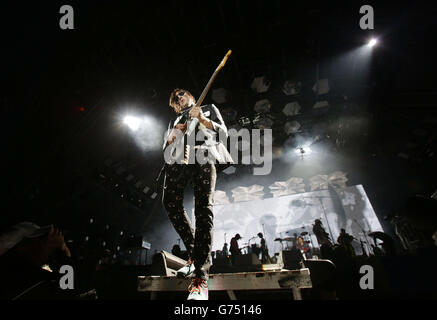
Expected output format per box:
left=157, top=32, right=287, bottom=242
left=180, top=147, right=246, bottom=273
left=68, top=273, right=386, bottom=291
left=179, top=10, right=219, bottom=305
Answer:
left=169, top=88, right=196, bottom=113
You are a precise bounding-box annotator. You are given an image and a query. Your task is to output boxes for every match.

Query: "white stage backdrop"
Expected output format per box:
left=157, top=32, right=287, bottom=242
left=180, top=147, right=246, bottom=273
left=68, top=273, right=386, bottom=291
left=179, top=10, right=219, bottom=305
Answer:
left=212, top=184, right=383, bottom=255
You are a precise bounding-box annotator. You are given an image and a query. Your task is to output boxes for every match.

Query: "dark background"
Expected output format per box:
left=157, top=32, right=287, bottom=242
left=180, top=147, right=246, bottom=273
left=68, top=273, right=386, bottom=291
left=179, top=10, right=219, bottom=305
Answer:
left=1, top=0, right=436, bottom=260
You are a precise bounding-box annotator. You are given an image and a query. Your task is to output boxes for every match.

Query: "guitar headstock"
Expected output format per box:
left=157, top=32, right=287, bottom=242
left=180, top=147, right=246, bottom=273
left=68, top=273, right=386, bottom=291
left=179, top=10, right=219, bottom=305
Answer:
left=216, top=50, right=232, bottom=71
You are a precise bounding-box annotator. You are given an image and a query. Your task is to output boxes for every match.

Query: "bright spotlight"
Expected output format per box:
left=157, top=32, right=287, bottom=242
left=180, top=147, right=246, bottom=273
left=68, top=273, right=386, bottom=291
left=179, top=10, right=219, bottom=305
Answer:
left=123, top=116, right=141, bottom=131
left=295, top=146, right=312, bottom=156
left=368, top=38, right=378, bottom=47
left=121, top=113, right=165, bottom=152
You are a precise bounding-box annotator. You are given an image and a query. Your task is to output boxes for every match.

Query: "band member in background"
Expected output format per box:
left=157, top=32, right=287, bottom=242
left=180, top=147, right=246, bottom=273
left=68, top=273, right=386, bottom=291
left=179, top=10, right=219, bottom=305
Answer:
left=230, top=234, right=242, bottom=265
left=222, top=243, right=229, bottom=256
left=313, top=219, right=333, bottom=259
left=337, top=228, right=355, bottom=257
left=312, top=219, right=332, bottom=245
left=257, top=232, right=271, bottom=264
left=161, top=88, right=232, bottom=300
left=296, top=236, right=311, bottom=259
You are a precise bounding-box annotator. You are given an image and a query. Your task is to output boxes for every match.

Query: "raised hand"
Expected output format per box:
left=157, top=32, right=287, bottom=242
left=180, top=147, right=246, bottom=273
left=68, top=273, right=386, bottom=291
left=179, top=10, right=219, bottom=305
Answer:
left=45, top=227, right=71, bottom=257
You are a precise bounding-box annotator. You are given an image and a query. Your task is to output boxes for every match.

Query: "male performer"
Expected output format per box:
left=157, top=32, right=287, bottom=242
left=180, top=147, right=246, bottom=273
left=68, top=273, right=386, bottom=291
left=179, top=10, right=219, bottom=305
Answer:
left=296, top=236, right=311, bottom=259
left=257, top=232, right=270, bottom=264
left=337, top=228, right=355, bottom=257
left=162, top=88, right=232, bottom=300
left=313, top=219, right=333, bottom=259
left=229, top=233, right=242, bottom=265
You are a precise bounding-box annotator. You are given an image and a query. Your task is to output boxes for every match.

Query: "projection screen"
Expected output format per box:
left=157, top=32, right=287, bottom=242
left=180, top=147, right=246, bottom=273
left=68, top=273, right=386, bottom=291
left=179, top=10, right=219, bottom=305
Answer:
left=212, top=184, right=383, bottom=257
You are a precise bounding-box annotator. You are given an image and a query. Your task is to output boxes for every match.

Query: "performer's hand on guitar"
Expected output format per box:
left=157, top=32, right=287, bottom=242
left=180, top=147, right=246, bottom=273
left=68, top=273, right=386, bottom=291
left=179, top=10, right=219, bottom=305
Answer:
left=189, top=106, right=213, bottom=129
left=175, top=123, right=187, bottom=131
left=168, top=123, right=187, bottom=144
left=189, top=106, right=203, bottom=120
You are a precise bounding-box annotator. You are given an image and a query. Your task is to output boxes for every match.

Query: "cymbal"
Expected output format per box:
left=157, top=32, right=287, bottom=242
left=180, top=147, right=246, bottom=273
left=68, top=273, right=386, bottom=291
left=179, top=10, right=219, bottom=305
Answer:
left=283, top=237, right=297, bottom=241
left=300, top=232, right=309, bottom=236
left=274, top=238, right=283, bottom=241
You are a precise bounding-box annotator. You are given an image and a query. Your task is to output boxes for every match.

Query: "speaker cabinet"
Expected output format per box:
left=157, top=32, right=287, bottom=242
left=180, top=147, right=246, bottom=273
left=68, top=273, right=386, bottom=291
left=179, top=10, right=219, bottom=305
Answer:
left=234, top=253, right=261, bottom=266
left=282, top=249, right=304, bottom=270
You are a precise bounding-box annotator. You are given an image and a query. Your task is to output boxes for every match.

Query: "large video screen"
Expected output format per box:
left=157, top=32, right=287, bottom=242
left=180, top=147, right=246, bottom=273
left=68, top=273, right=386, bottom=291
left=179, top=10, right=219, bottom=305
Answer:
left=212, top=185, right=383, bottom=256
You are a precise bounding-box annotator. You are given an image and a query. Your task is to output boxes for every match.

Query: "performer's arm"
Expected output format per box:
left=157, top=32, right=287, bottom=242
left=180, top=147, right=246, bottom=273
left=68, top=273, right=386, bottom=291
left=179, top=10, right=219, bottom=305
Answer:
left=208, top=104, right=228, bottom=136
left=189, top=104, right=228, bottom=136
left=199, top=116, right=214, bottom=130
left=167, top=123, right=187, bottom=144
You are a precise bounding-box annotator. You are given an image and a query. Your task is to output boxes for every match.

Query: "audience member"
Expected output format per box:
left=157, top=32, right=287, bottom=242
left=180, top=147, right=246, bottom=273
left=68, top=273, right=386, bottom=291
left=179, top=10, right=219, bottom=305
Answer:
left=0, top=222, right=78, bottom=300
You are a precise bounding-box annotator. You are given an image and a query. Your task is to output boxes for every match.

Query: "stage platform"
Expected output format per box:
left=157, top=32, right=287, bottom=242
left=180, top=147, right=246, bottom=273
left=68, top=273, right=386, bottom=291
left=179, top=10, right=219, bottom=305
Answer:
left=137, top=251, right=312, bottom=300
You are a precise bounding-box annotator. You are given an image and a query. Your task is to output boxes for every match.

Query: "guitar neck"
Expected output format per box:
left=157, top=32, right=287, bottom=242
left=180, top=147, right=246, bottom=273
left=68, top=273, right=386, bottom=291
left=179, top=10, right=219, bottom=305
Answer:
left=195, top=70, right=220, bottom=108
left=195, top=50, right=231, bottom=108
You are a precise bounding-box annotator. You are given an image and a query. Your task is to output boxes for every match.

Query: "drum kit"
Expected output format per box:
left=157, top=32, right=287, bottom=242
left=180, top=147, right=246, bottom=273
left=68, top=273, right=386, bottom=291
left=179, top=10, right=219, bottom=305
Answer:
left=275, top=231, right=313, bottom=258
left=239, top=243, right=261, bottom=255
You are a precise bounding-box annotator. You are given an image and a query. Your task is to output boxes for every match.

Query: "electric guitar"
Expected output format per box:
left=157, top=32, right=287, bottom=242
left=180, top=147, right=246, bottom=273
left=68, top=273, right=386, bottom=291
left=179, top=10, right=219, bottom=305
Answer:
left=166, top=50, right=232, bottom=165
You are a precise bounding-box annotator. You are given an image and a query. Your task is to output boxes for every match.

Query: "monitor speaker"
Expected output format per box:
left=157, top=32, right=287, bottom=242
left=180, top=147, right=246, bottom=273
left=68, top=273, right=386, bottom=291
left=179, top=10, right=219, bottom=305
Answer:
left=282, top=248, right=304, bottom=270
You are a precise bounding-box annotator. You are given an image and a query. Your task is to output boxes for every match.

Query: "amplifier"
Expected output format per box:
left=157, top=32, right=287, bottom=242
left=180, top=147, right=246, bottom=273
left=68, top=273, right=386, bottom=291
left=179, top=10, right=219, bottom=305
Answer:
left=234, top=253, right=261, bottom=266
left=282, top=249, right=304, bottom=270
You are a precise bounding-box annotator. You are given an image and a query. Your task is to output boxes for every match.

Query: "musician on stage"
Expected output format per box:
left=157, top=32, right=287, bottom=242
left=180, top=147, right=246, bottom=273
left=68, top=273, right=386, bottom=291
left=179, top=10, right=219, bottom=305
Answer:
left=296, top=236, right=311, bottom=259
left=337, top=228, right=355, bottom=257
left=312, top=219, right=333, bottom=259
left=161, top=88, right=232, bottom=300
left=222, top=242, right=229, bottom=256
left=230, top=233, right=242, bottom=265
left=257, top=232, right=271, bottom=264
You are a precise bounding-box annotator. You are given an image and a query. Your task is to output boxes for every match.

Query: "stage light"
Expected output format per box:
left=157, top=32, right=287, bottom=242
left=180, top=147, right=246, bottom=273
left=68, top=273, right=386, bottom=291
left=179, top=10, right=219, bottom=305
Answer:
left=142, top=186, right=150, bottom=194
left=254, top=115, right=274, bottom=129
left=254, top=99, right=271, bottom=113
left=251, top=76, right=271, bottom=93
left=134, top=180, right=144, bottom=189
left=283, top=102, right=301, bottom=116
left=368, top=38, right=378, bottom=47
left=121, top=113, right=166, bottom=152
left=284, top=120, right=301, bottom=135
left=282, top=80, right=302, bottom=96
left=295, top=146, right=312, bottom=156
left=123, top=116, right=141, bottom=131
left=212, top=88, right=228, bottom=104
left=222, top=166, right=236, bottom=175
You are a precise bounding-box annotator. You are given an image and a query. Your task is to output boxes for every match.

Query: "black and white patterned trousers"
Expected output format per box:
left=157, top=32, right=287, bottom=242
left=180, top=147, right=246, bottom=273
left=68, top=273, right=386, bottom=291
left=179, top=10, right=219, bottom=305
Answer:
left=162, top=163, right=216, bottom=280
